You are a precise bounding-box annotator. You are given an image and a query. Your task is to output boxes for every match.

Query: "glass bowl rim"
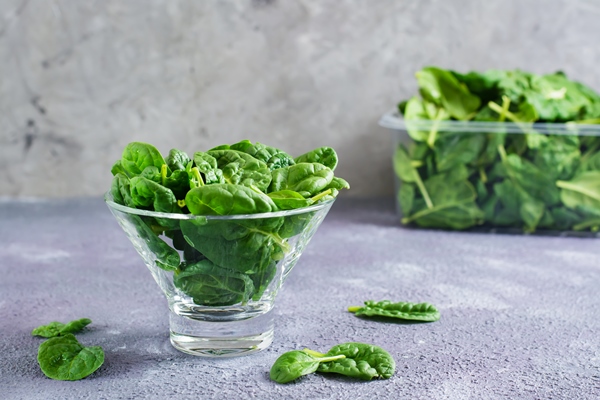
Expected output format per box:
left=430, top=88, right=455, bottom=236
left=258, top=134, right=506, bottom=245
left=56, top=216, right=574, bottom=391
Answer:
left=104, top=191, right=335, bottom=220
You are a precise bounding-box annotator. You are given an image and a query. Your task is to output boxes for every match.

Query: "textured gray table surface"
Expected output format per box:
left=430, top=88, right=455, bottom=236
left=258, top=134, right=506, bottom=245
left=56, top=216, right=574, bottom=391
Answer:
left=1, top=197, right=599, bottom=400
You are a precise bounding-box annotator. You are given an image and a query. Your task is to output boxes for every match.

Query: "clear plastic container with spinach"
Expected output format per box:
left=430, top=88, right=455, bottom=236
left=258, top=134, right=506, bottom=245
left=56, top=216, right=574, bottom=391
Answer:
left=380, top=67, right=600, bottom=234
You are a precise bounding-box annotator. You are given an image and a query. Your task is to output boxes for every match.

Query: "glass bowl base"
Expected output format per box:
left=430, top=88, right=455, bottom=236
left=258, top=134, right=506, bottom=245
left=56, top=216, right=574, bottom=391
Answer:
left=170, top=329, right=274, bottom=357
left=169, top=309, right=274, bottom=357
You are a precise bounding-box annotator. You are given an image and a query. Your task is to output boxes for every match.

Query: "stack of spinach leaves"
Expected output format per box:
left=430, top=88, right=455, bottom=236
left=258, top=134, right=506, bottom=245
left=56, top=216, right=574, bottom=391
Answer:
left=395, top=66, right=600, bottom=232
left=109, top=140, right=349, bottom=306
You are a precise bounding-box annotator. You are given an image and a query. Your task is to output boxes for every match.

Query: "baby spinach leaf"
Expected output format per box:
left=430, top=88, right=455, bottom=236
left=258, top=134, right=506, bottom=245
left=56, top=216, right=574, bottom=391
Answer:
left=110, top=173, right=135, bottom=208
left=166, top=148, right=191, bottom=171
left=500, top=151, right=560, bottom=207
left=481, top=193, right=499, bottom=222
left=110, top=160, right=127, bottom=177
left=37, top=334, right=104, bottom=381
left=278, top=212, right=316, bottom=239
left=398, top=184, right=415, bottom=217
left=549, top=207, right=582, bottom=230
left=32, top=318, right=92, bottom=338
left=318, top=342, right=396, bottom=380
left=135, top=155, right=192, bottom=200
left=402, top=167, right=483, bottom=230
left=270, top=350, right=346, bottom=384
left=393, top=145, right=433, bottom=209
left=230, top=140, right=296, bottom=171
left=451, top=70, right=498, bottom=102
left=416, top=66, right=481, bottom=120
left=129, top=176, right=179, bottom=213
left=121, top=142, right=166, bottom=176
left=250, top=259, right=277, bottom=301
left=493, top=179, right=546, bottom=232
left=208, top=149, right=272, bottom=192
left=164, top=169, right=192, bottom=200
left=404, top=97, right=450, bottom=146
left=434, top=132, right=486, bottom=172
left=185, top=184, right=278, bottom=216
left=348, top=300, right=440, bottom=322
left=475, top=178, right=488, bottom=201
left=174, top=259, right=254, bottom=306
left=325, top=177, right=350, bottom=192
left=525, top=72, right=593, bottom=122
left=269, top=163, right=334, bottom=198
left=268, top=152, right=297, bottom=171
left=294, top=147, right=339, bottom=171
left=484, top=69, right=531, bottom=104
left=192, top=152, right=225, bottom=185
left=403, top=97, right=444, bottom=142
left=578, top=147, right=600, bottom=174
left=181, top=217, right=285, bottom=275
left=267, top=190, right=313, bottom=210
left=557, top=171, right=600, bottom=213
left=532, top=136, right=580, bottom=180
left=140, top=165, right=161, bottom=182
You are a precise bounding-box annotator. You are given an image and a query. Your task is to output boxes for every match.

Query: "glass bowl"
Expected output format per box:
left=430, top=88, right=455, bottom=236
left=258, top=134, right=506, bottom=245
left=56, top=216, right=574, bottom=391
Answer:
left=105, top=192, right=334, bottom=357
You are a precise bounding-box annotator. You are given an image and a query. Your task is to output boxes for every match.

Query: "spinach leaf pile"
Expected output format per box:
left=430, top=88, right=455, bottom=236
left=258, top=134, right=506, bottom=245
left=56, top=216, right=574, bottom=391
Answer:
left=396, top=66, right=600, bottom=232
left=270, top=342, right=395, bottom=383
left=109, top=140, right=349, bottom=306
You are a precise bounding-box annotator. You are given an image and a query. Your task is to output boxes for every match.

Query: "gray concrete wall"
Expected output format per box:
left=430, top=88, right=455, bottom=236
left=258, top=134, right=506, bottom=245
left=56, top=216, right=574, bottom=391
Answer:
left=1, top=0, right=600, bottom=198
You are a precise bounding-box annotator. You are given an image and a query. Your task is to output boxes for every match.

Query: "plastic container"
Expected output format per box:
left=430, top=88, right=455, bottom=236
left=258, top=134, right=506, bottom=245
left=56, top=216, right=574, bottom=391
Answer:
left=379, top=110, right=600, bottom=236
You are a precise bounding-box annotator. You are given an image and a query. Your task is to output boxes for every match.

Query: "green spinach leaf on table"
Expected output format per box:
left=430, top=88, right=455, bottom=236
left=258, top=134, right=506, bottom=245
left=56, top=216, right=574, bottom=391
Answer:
left=37, top=334, right=104, bottom=381
left=270, top=350, right=346, bottom=384
left=32, top=318, right=92, bottom=338
left=315, top=343, right=396, bottom=380
left=348, top=300, right=440, bottom=322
